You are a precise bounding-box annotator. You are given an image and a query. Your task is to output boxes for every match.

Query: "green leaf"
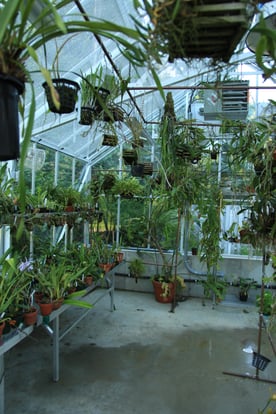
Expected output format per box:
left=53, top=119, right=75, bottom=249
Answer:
left=63, top=299, right=93, bottom=309
left=0, top=0, right=21, bottom=43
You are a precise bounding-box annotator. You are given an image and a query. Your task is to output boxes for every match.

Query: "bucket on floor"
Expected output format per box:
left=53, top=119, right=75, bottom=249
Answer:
left=252, top=352, right=271, bottom=371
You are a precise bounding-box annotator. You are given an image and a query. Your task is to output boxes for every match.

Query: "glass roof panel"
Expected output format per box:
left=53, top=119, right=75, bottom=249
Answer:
left=20, top=0, right=276, bottom=164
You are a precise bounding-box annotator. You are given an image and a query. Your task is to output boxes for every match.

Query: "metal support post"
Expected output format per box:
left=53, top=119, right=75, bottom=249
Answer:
left=52, top=316, right=60, bottom=382
left=0, top=354, right=4, bottom=414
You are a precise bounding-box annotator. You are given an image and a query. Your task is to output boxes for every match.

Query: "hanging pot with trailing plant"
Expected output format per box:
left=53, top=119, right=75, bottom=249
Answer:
left=42, top=78, right=80, bottom=114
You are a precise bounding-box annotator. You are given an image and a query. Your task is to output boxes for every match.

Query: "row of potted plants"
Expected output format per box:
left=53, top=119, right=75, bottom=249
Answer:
left=0, top=239, right=125, bottom=338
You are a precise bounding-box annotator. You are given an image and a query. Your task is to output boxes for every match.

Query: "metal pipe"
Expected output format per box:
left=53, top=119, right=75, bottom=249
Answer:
left=128, top=85, right=276, bottom=91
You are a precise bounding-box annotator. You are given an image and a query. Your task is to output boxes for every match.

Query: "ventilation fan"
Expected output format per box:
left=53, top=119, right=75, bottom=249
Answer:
left=24, top=148, right=46, bottom=171
left=203, top=81, right=249, bottom=121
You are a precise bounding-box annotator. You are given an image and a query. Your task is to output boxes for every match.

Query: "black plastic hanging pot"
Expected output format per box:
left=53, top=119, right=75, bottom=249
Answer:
left=0, top=73, right=24, bottom=161
left=42, top=78, right=80, bottom=114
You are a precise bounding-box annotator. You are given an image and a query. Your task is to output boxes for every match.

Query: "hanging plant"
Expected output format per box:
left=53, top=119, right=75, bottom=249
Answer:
left=43, top=78, right=80, bottom=114
left=137, top=0, right=255, bottom=63
left=102, top=134, right=118, bottom=146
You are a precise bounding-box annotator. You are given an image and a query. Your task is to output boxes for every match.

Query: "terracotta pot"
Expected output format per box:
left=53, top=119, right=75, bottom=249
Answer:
left=99, top=263, right=113, bottom=273
left=0, top=321, right=5, bottom=337
left=39, top=302, right=53, bottom=316
left=52, top=298, right=64, bottom=310
left=115, top=252, right=124, bottom=263
left=34, top=292, right=44, bottom=304
left=152, top=279, right=175, bottom=303
left=23, top=307, right=38, bottom=326
left=84, top=275, right=93, bottom=286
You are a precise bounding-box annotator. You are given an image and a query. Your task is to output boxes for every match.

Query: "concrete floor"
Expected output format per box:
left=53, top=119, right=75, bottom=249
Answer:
left=4, top=290, right=276, bottom=414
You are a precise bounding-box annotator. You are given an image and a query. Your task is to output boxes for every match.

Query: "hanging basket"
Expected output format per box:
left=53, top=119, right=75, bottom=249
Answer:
left=103, top=106, right=124, bottom=122
left=102, top=134, right=118, bottom=146
left=131, top=164, right=144, bottom=177
left=143, top=162, right=154, bottom=176
left=42, top=78, right=80, bottom=114
left=123, top=149, right=138, bottom=165
left=150, top=0, right=254, bottom=63
left=252, top=352, right=271, bottom=371
left=79, top=106, right=94, bottom=125
left=92, top=87, right=110, bottom=115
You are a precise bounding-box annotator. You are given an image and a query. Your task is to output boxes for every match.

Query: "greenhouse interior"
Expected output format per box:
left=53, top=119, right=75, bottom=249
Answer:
left=0, top=0, right=276, bottom=413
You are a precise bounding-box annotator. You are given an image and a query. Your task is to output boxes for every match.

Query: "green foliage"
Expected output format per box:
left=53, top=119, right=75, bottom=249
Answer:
left=33, top=258, right=88, bottom=300
left=202, top=275, right=227, bottom=302
left=112, top=176, right=144, bottom=198
left=0, top=251, right=30, bottom=322
left=237, top=277, right=257, bottom=295
left=256, top=290, right=275, bottom=316
left=253, top=14, right=276, bottom=80
left=128, top=257, right=145, bottom=280
left=199, top=184, right=223, bottom=272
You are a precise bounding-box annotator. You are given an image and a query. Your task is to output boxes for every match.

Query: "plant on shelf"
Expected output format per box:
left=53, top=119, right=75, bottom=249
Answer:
left=0, top=0, right=148, bottom=221
left=79, top=67, right=108, bottom=124
left=92, top=234, right=115, bottom=272
left=0, top=252, right=30, bottom=329
left=46, top=185, right=81, bottom=212
left=66, top=243, right=101, bottom=285
left=0, top=164, right=17, bottom=224
left=33, top=257, right=91, bottom=310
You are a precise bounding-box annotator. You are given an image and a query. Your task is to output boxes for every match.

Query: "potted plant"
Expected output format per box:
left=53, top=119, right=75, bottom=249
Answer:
left=67, top=243, right=100, bottom=286
left=152, top=271, right=186, bottom=304
left=79, top=67, right=108, bottom=125
left=128, top=257, right=145, bottom=283
left=47, top=185, right=81, bottom=212
left=0, top=252, right=29, bottom=331
left=256, top=290, right=274, bottom=316
left=237, top=277, right=258, bottom=302
left=92, top=234, right=115, bottom=272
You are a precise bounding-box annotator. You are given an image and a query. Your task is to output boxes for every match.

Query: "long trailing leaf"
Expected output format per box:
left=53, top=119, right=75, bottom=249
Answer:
left=16, top=75, right=35, bottom=239
left=63, top=298, right=93, bottom=309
